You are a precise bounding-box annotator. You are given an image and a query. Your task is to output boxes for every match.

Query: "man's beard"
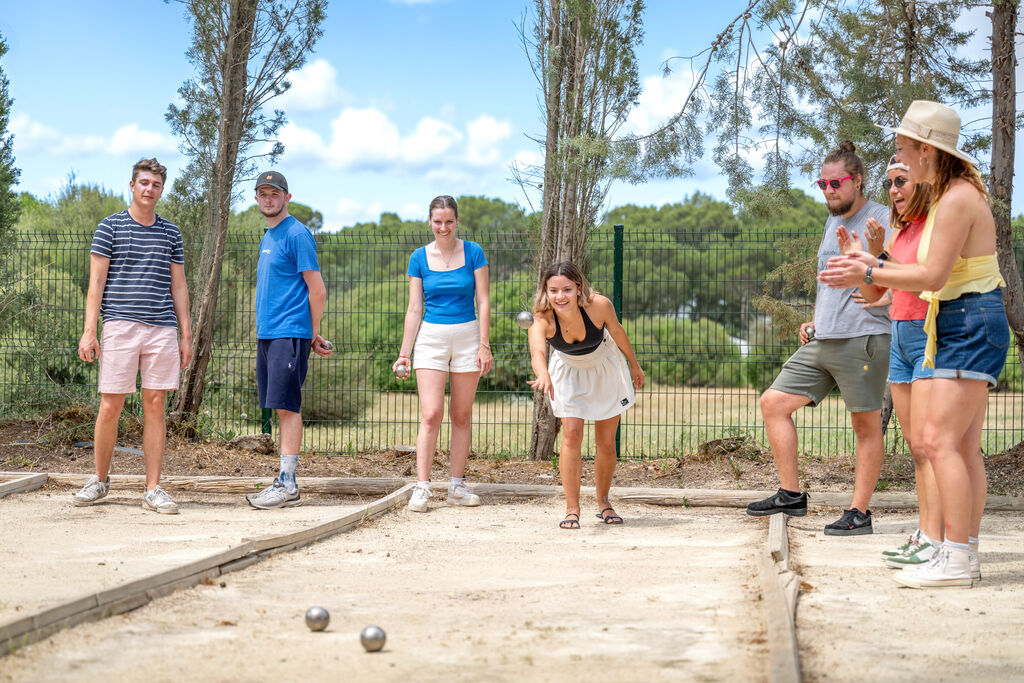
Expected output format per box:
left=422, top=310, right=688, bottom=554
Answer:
left=260, top=206, right=284, bottom=219
left=827, top=197, right=855, bottom=216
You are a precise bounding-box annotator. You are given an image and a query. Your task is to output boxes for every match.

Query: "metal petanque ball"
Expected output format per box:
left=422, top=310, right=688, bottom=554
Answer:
left=515, top=311, right=534, bottom=330
left=360, top=625, right=386, bottom=652
left=395, top=363, right=410, bottom=379
left=305, top=606, right=330, bottom=632
left=321, top=339, right=333, bottom=351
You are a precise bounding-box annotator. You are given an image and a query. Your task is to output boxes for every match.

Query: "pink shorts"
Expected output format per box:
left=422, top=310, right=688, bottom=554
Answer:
left=98, top=320, right=181, bottom=394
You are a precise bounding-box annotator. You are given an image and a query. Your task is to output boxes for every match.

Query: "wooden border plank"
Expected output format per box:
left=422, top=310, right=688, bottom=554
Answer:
left=757, top=553, right=801, bottom=683
left=0, top=473, right=48, bottom=499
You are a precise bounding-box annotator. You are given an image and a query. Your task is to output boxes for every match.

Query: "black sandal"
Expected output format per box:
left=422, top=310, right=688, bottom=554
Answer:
left=596, top=507, right=623, bottom=525
left=559, top=512, right=581, bottom=529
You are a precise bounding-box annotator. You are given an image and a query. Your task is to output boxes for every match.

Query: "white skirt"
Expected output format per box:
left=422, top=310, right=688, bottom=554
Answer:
left=548, top=330, right=636, bottom=420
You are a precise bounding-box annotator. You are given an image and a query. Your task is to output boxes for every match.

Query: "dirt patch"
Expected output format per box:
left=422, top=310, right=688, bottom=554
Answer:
left=0, top=500, right=770, bottom=681
left=2, top=417, right=1023, bottom=496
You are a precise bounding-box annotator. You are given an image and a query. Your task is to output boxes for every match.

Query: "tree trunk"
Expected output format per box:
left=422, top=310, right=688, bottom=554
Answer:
left=989, top=0, right=1024, bottom=377
left=172, top=0, right=259, bottom=429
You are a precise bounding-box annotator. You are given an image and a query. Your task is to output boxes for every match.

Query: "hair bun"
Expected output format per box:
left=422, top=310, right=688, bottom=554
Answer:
left=838, top=140, right=856, bottom=153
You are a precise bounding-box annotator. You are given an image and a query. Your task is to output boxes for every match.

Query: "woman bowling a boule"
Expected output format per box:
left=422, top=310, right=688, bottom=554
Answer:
left=394, top=195, right=493, bottom=513
left=527, top=262, right=644, bottom=529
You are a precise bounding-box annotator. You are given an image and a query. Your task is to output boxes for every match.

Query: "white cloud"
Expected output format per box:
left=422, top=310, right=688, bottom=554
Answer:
left=279, top=107, right=514, bottom=175
left=10, top=114, right=175, bottom=159
left=623, top=68, right=698, bottom=136
left=333, top=198, right=386, bottom=228
left=277, top=58, right=347, bottom=113
left=465, top=115, right=512, bottom=167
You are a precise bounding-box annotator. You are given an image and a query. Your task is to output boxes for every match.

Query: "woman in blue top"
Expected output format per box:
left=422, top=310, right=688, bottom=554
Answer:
left=395, top=195, right=493, bottom=513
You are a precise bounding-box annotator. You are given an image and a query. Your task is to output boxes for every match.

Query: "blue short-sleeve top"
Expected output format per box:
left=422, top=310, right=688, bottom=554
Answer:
left=407, top=240, right=488, bottom=324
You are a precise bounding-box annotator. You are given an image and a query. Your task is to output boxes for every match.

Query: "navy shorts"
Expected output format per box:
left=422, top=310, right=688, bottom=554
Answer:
left=934, top=289, right=1009, bottom=387
left=888, top=319, right=934, bottom=384
left=257, top=338, right=311, bottom=413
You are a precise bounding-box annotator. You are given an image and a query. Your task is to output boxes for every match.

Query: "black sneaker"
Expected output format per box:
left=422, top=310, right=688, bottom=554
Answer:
left=746, top=488, right=808, bottom=517
left=824, top=507, right=872, bottom=536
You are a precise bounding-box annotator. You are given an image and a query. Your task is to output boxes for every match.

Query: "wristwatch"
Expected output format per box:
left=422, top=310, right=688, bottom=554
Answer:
left=864, top=266, right=874, bottom=284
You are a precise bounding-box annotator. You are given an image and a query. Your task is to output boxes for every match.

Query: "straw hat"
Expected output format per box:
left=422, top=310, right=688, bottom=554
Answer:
left=877, top=100, right=978, bottom=167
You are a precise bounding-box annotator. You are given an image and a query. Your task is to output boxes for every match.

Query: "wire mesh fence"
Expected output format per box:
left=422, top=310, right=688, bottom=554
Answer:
left=2, top=226, right=1022, bottom=459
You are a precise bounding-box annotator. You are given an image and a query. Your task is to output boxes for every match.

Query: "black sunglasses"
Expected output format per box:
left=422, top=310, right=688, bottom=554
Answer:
left=882, top=176, right=909, bottom=191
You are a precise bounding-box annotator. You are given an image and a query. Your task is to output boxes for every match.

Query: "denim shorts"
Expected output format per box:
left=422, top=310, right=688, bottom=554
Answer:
left=888, top=319, right=934, bottom=384
left=933, top=289, right=1009, bottom=387
left=257, top=337, right=311, bottom=413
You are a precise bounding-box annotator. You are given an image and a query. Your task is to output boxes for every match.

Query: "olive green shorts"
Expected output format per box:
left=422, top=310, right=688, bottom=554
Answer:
left=769, top=334, right=891, bottom=412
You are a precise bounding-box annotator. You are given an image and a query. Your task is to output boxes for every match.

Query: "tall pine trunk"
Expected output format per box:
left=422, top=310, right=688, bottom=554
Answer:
left=990, top=0, right=1024, bottom=375
left=172, top=0, right=259, bottom=428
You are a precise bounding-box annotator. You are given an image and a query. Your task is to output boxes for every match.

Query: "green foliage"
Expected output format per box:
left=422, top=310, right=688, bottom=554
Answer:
left=629, top=315, right=742, bottom=386
left=0, top=33, right=23, bottom=328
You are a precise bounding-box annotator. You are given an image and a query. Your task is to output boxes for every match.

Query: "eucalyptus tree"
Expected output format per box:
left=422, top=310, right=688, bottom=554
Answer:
left=0, top=33, right=22, bottom=329
left=165, top=0, right=327, bottom=425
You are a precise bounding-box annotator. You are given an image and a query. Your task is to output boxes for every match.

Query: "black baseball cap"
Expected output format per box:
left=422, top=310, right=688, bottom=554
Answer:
left=255, top=170, right=288, bottom=193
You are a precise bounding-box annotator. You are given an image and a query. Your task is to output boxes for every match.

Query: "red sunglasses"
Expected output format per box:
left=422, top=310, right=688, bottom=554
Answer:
left=815, top=176, right=853, bottom=190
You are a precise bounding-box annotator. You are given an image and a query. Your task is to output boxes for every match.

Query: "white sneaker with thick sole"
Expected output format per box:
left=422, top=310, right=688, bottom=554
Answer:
left=142, top=486, right=180, bottom=515
left=970, top=549, right=981, bottom=581
left=72, top=475, right=110, bottom=506
left=408, top=484, right=432, bottom=512
left=893, top=547, right=972, bottom=589
left=884, top=540, right=936, bottom=569
left=447, top=482, right=481, bottom=507
left=246, top=481, right=301, bottom=509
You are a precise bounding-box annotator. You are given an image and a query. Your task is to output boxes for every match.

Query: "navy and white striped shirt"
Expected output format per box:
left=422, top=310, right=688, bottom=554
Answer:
left=90, top=210, right=185, bottom=328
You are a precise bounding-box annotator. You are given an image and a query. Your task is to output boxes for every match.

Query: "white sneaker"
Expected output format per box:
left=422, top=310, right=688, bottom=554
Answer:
left=970, top=549, right=981, bottom=581
left=882, top=531, right=920, bottom=557
left=408, top=484, right=432, bottom=512
left=447, top=482, right=481, bottom=507
left=893, top=547, right=972, bottom=589
left=246, top=481, right=301, bottom=509
left=142, top=486, right=180, bottom=515
left=72, top=475, right=110, bottom=506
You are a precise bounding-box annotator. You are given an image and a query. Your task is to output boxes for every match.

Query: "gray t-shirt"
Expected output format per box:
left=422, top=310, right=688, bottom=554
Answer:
left=814, top=199, right=892, bottom=339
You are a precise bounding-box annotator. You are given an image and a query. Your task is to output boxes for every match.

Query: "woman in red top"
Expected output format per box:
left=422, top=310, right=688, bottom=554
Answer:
left=839, top=157, right=942, bottom=570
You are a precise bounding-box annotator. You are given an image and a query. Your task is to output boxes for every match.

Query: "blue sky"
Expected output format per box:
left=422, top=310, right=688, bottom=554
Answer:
left=0, top=1, right=1016, bottom=229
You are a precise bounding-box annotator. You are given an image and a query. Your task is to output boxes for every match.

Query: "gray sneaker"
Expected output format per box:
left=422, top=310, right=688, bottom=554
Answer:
left=246, top=481, right=301, bottom=509
left=73, top=475, right=110, bottom=506
left=142, top=486, right=180, bottom=514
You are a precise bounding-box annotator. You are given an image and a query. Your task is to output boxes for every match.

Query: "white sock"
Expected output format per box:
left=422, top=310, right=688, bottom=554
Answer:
left=945, top=540, right=969, bottom=553
left=968, top=536, right=979, bottom=551
left=278, top=453, right=298, bottom=493
left=416, top=480, right=430, bottom=490
left=450, top=477, right=464, bottom=489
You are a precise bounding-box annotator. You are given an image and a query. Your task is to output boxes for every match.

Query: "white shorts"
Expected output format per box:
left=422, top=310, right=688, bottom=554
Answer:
left=413, top=320, right=480, bottom=373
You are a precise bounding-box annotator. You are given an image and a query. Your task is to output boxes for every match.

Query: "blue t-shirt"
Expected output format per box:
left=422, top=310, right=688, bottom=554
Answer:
left=90, top=210, right=184, bottom=328
left=256, top=216, right=320, bottom=339
left=408, top=240, right=488, bottom=324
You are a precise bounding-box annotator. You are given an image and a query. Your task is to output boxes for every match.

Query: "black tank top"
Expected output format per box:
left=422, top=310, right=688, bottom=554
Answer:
left=549, top=306, right=604, bottom=355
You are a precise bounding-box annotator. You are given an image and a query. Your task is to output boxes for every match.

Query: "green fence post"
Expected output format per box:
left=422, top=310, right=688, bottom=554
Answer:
left=262, top=408, right=272, bottom=435
left=613, top=223, right=624, bottom=458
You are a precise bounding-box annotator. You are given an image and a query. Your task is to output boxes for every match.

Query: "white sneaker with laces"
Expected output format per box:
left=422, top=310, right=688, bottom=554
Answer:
left=882, top=531, right=920, bottom=558
left=246, top=481, right=301, bottom=509
left=970, top=549, right=981, bottom=581
left=893, top=546, right=972, bottom=589
left=884, top=539, right=937, bottom=569
left=408, top=484, right=432, bottom=512
left=73, top=475, right=110, bottom=506
left=142, top=486, right=180, bottom=515
left=447, top=482, right=481, bottom=507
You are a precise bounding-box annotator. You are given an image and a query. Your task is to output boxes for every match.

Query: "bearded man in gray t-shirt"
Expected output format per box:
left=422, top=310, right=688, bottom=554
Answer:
left=747, top=141, right=892, bottom=536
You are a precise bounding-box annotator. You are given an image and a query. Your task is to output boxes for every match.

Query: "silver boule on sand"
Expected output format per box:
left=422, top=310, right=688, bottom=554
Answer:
left=360, top=625, right=386, bottom=652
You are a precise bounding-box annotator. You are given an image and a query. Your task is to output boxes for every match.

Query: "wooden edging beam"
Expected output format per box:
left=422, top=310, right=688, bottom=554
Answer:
left=0, top=484, right=413, bottom=656
left=31, top=474, right=1024, bottom=511
left=758, top=514, right=801, bottom=683
left=0, top=473, right=48, bottom=499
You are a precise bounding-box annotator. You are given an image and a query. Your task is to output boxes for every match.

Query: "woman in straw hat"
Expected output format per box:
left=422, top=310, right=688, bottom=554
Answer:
left=819, top=100, right=1008, bottom=589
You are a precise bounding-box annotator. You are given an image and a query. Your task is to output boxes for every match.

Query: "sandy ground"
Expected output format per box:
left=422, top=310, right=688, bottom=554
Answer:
left=1, top=497, right=769, bottom=682
left=791, top=510, right=1024, bottom=682
left=0, top=487, right=372, bottom=622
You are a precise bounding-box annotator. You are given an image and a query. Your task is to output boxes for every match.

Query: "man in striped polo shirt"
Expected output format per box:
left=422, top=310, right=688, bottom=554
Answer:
left=73, top=158, right=192, bottom=514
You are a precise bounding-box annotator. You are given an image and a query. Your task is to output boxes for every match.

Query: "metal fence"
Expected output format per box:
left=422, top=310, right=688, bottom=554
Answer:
left=2, top=226, right=1023, bottom=459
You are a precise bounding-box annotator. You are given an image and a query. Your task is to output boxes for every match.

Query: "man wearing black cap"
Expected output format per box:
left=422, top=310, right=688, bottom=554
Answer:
left=246, top=171, right=332, bottom=509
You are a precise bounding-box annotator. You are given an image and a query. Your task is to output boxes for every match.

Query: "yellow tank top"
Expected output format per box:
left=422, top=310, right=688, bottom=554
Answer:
left=916, top=203, right=1005, bottom=368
